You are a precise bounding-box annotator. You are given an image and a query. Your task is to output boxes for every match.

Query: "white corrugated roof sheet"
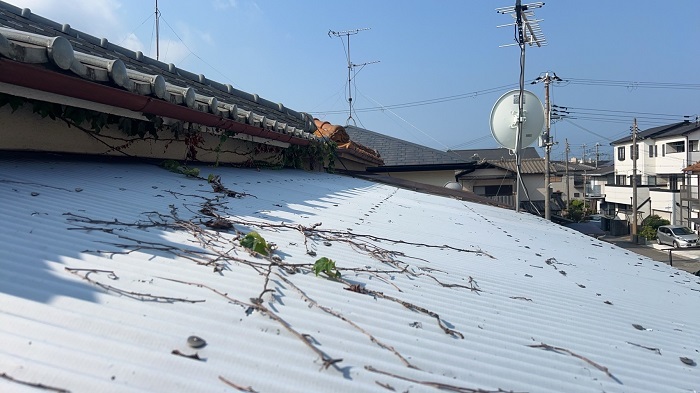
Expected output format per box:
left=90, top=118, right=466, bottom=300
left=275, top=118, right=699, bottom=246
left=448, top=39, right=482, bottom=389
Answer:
left=1, top=156, right=699, bottom=392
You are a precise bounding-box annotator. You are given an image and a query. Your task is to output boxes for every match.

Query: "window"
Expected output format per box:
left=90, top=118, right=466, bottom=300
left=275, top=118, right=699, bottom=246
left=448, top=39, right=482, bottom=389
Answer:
left=691, top=140, right=699, bottom=152
left=654, top=145, right=658, bottom=157
left=574, top=193, right=580, bottom=197
left=647, top=175, right=657, bottom=186
left=649, top=145, right=654, bottom=158
left=629, top=145, right=639, bottom=160
left=617, top=146, right=625, bottom=161
left=666, top=141, right=685, bottom=154
left=483, top=185, right=513, bottom=197
left=662, top=144, right=665, bottom=156
left=616, top=175, right=627, bottom=185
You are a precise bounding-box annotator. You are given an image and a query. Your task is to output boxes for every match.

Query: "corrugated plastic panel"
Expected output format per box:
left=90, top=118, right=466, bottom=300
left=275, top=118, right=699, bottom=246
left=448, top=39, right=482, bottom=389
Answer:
left=0, top=157, right=699, bottom=392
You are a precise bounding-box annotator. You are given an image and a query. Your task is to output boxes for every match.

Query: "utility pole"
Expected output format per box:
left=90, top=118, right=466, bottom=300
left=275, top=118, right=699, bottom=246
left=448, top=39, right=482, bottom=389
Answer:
left=595, top=142, right=600, bottom=169
left=631, top=118, right=639, bottom=243
left=565, top=138, right=571, bottom=210
left=328, top=28, right=379, bottom=126
left=581, top=143, right=587, bottom=164
left=532, top=72, right=561, bottom=221
left=155, top=0, right=160, bottom=61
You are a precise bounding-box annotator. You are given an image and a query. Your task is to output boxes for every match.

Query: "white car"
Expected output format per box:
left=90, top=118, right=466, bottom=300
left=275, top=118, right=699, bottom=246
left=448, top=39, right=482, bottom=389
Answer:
left=656, top=225, right=699, bottom=248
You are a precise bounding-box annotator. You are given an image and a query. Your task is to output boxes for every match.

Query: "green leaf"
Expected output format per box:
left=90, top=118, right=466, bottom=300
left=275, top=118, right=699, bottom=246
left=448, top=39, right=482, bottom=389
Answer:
left=313, top=257, right=340, bottom=278
left=240, top=231, right=269, bottom=256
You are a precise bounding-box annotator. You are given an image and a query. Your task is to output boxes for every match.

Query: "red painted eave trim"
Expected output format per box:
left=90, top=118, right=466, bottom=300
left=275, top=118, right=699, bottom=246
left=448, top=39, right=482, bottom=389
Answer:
left=0, top=59, right=310, bottom=146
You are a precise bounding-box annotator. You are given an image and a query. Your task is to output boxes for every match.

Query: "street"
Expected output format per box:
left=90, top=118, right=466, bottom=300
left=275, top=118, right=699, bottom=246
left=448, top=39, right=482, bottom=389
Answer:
left=604, top=235, right=700, bottom=274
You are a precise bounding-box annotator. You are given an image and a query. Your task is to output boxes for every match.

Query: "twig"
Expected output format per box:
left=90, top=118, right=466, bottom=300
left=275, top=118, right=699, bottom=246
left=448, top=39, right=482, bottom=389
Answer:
left=375, top=381, right=396, bottom=391
left=343, top=280, right=463, bottom=339
left=528, top=343, right=620, bottom=383
left=0, top=372, right=70, bottom=393
left=509, top=297, right=532, bottom=302
left=364, top=366, right=522, bottom=393
left=219, top=376, right=259, bottom=392
left=626, top=341, right=661, bottom=355
left=65, top=268, right=205, bottom=303
left=157, top=276, right=343, bottom=371
left=276, top=273, right=417, bottom=368
left=171, top=349, right=205, bottom=361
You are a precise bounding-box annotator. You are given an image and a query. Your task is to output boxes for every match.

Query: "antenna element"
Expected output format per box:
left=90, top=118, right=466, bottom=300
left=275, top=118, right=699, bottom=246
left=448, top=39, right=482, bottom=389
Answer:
left=328, top=28, right=379, bottom=126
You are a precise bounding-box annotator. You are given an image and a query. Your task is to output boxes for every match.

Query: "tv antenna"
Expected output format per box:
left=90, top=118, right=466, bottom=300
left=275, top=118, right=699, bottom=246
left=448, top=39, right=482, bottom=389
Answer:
left=495, top=1, right=547, bottom=212
left=328, top=28, right=379, bottom=126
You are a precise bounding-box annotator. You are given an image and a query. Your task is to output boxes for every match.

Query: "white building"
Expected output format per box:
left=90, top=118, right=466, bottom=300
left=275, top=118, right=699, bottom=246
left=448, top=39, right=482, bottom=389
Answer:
left=605, top=121, right=700, bottom=227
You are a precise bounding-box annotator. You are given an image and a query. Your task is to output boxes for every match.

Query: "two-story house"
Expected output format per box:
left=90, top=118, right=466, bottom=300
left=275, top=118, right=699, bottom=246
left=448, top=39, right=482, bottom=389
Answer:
left=606, top=120, right=700, bottom=227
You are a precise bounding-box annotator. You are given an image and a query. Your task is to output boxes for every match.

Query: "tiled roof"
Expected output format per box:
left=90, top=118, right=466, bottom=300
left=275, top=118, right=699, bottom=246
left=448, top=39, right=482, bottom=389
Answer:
left=2, top=155, right=700, bottom=392
left=449, top=147, right=541, bottom=161
left=0, top=1, right=316, bottom=144
left=313, top=119, right=384, bottom=166
left=551, top=161, right=598, bottom=173
left=344, top=125, right=467, bottom=166
left=610, top=121, right=700, bottom=145
left=486, top=157, right=556, bottom=174
left=682, top=162, right=700, bottom=173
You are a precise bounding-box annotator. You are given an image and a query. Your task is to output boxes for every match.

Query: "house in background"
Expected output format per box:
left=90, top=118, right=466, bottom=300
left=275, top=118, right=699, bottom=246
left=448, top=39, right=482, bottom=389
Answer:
left=456, top=157, right=565, bottom=214
left=343, top=125, right=477, bottom=187
left=605, top=121, right=700, bottom=227
left=448, top=146, right=540, bottom=162
left=585, top=164, right=615, bottom=214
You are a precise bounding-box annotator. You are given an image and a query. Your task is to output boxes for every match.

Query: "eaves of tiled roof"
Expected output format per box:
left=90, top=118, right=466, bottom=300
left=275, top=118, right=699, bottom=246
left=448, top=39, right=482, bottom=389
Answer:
left=344, top=125, right=465, bottom=166
left=1, top=155, right=699, bottom=392
left=0, top=1, right=316, bottom=145
left=682, top=161, right=700, bottom=173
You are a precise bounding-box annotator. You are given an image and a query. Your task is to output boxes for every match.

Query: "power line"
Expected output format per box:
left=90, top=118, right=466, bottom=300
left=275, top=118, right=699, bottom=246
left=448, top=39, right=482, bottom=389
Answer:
left=564, top=78, right=700, bottom=90
left=312, top=83, right=519, bottom=115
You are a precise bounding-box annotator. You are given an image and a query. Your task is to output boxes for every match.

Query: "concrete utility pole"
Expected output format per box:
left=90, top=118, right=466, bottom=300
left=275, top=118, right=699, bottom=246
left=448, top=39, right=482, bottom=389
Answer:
left=595, top=142, right=601, bottom=169
left=581, top=143, right=587, bottom=164
left=631, top=118, right=639, bottom=243
left=533, top=72, right=561, bottom=221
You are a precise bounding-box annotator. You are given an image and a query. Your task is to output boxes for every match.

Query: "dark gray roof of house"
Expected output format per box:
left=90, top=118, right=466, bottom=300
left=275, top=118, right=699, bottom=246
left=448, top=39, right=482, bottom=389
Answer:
left=0, top=1, right=315, bottom=137
left=344, top=125, right=468, bottom=166
left=610, top=121, right=700, bottom=145
left=586, top=164, right=615, bottom=176
left=448, top=147, right=541, bottom=161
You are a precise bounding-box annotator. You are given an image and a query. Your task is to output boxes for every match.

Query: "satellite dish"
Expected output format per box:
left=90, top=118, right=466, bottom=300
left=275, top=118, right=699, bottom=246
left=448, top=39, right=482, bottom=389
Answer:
left=444, top=181, right=462, bottom=190
left=489, top=89, right=545, bottom=150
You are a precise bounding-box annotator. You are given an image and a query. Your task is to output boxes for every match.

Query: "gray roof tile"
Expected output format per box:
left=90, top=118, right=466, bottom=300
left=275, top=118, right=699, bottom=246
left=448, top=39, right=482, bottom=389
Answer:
left=344, top=125, right=466, bottom=166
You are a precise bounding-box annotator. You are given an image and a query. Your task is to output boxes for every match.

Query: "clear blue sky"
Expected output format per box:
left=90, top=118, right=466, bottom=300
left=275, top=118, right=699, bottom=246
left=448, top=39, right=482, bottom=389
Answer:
left=7, top=0, right=700, bottom=162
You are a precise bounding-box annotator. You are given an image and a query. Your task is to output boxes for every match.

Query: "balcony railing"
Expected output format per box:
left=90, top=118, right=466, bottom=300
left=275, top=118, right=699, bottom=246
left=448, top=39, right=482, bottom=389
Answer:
left=585, top=185, right=603, bottom=197
left=680, top=185, right=699, bottom=200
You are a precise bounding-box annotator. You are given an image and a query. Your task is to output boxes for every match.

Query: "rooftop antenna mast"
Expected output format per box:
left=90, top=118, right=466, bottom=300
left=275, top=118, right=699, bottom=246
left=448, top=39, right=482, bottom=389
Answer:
left=328, top=28, right=379, bottom=126
left=496, top=1, right=546, bottom=212
left=155, top=0, right=161, bottom=61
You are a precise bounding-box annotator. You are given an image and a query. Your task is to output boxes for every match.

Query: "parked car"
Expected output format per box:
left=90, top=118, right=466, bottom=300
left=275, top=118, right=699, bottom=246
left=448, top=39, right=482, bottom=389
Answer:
left=656, top=225, right=700, bottom=248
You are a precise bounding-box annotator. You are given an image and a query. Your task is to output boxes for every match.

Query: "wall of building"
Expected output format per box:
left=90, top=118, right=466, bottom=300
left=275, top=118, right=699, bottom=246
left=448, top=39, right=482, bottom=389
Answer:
left=0, top=104, right=288, bottom=165
left=378, top=170, right=458, bottom=188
